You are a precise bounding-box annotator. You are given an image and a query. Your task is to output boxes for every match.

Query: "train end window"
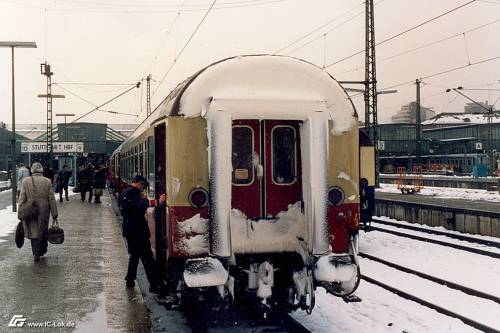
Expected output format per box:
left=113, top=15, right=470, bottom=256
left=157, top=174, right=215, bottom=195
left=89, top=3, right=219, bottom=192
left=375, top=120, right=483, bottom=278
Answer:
left=232, top=126, right=254, bottom=185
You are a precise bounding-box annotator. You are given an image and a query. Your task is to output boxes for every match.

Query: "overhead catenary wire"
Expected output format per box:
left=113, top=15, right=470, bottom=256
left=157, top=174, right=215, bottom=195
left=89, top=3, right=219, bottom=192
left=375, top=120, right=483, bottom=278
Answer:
left=325, top=0, right=478, bottom=68
left=346, top=55, right=500, bottom=99
left=152, top=0, right=217, bottom=97
left=335, top=19, right=500, bottom=76
left=3, top=0, right=284, bottom=14
left=143, top=0, right=188, bottom=77
left=272, top=1, right=364, bottom=55
left=70, top=82, right=141, bottom=123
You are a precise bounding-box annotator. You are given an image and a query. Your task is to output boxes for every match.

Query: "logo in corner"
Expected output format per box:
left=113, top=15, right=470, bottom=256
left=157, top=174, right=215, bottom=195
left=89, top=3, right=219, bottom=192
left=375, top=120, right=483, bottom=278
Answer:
left=8, top=315, right=26, bottom=327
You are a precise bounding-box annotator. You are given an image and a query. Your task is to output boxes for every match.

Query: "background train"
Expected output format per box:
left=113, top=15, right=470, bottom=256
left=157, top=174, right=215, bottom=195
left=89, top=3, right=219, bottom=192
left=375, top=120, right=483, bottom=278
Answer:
left=110, top=55, right=375, bottom=314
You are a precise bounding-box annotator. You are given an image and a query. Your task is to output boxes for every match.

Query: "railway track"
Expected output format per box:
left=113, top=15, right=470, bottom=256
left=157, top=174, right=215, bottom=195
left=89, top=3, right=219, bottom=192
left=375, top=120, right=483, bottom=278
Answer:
left=185, top=309, right=312, bottom=333
left=359, top=252, right=500, bottom=305
left=366, top=219, right=500, bottom=259
left=361, top=275, right=500, bottom=333
left=371, top=217, right=500, bottom=248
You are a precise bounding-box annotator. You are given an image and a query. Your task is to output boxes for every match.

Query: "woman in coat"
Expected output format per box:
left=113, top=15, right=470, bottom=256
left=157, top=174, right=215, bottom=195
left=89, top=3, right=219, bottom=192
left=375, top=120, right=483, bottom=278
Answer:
left=18, top=162, right=58, bottom=262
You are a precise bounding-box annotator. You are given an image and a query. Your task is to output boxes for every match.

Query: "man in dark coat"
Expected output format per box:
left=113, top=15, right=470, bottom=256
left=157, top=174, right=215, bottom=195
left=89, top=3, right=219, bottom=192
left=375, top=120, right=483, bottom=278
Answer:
left=56, top=164, right=72, bottom=202
left=120, top=175, right=165, bottom=294
left=92, top=165, right=107, bottom=204
left=79, top=164, right=94, bottom=203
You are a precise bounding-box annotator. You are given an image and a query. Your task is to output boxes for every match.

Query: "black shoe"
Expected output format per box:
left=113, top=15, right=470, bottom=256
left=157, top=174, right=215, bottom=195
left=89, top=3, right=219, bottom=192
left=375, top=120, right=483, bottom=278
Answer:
left=126, top=280, right=135, bottom=288
left=59, top=198, right=63, bottom=203
left=34, top=255, right=41, bottom=262
left=66, top=197, right=69, bottom=201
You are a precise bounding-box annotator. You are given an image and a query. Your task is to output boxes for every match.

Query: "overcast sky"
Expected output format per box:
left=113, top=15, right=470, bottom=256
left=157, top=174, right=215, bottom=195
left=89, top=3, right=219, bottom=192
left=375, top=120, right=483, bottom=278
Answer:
left=1, top=0, right=499, bottom=126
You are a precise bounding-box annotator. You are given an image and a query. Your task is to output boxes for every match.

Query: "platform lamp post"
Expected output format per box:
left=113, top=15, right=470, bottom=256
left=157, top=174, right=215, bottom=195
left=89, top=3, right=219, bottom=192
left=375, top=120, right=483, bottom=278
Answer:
left=446, top=86, right=495, bottom=175
left=0, top=41, right=37, bottom=213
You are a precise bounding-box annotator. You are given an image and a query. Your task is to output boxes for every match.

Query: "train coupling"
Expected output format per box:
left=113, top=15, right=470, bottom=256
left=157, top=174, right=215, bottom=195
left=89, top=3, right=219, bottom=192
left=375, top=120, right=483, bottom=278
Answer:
left=183, top=257, right=229, bottom=288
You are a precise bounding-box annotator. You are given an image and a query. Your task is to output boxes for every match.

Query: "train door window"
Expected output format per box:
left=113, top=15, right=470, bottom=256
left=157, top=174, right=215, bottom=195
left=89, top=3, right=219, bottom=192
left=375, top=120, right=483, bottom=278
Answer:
left=271, top=126, right=296, bottom=184
left=232, top=126, right=254, bottom=185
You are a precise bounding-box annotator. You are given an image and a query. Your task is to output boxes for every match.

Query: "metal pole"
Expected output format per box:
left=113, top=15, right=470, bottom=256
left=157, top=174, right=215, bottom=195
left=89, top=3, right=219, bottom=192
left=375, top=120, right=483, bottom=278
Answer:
left=11, top=46, right=17, bottom=212
left=416, top=79, right=422, bottom=167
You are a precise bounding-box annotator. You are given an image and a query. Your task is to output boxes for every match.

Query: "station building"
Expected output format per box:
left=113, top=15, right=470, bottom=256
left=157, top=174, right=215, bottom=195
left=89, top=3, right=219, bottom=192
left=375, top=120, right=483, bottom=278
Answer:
left=0, top=122, right=131, bottom=173
left=378, top=111, right=500, bottom=174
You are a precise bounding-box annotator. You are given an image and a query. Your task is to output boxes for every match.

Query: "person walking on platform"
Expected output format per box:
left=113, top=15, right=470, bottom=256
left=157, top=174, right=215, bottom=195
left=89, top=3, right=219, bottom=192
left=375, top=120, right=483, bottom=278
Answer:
left=80, top=164, right=94, bottom=203
left=92, top=165, right=106, bottom=204
left=16, top=162, right=30, bottom=198
left=18, top=162, right=58, bottom=262
left=43, top=164, right=55, bottom=184
left=56, top=164, right=72, bottom=202
left=120, top=175, right=166, bottom=295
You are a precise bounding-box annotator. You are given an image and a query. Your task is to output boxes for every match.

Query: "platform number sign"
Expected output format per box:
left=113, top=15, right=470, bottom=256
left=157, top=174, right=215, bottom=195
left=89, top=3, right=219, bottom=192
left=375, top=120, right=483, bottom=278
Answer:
left=475, top=142, right=483, bottom=150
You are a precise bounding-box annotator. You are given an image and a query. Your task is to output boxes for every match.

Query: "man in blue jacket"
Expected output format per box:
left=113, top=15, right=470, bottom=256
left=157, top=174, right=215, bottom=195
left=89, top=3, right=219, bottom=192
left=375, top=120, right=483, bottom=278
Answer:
left=120, top=175, right=166, bottom=295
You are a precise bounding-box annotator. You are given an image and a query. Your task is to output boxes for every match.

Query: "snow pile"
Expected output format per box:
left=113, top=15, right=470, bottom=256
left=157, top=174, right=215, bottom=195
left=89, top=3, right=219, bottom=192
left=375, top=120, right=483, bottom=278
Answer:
left=314, top=254, right=357, bottom=283
left=377, top=183, right=500, bottom=202
left=183, top=257, right=228, bottom=288
left=178, top=55, right=356, bottom=135
left=0, top=206, right=19, bottom=243
left=175, top=214, right=209, bottom=256
left=230, top=202, right=307, bottom=257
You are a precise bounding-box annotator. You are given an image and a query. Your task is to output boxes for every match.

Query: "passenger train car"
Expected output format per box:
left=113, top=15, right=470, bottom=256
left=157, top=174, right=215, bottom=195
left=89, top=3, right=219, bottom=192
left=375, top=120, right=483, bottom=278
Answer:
left=110, top=55, right=373, bottom=313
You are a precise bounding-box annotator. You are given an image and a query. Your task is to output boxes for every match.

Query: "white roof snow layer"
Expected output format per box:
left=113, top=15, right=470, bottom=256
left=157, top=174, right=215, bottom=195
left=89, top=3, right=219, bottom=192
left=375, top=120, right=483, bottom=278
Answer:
left=177, top=55, right=357, bottom=134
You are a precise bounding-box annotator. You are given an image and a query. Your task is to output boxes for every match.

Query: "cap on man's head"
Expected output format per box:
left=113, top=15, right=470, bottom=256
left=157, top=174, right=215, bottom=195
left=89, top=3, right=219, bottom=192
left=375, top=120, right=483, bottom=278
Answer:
left=132, top=175, right=149, bottom=187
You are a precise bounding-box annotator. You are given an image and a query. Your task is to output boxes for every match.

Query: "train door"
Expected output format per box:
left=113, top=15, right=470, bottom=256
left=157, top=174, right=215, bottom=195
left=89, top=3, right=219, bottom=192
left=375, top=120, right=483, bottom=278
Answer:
left=232, top=120, right=302, bottom=219
left=153, top=123, right=167, bottom=264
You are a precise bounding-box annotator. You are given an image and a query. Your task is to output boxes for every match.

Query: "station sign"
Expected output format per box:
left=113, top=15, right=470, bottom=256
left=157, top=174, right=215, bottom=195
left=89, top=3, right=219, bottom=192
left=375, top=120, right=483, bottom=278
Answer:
left=21, top=142, right=84, bottom=153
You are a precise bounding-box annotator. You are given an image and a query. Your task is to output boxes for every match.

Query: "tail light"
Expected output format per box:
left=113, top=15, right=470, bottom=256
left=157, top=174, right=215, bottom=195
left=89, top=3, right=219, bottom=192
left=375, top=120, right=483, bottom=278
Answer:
left=327, top=186, right=345, bottom=206
left=188, top=187, right=208, bottom=208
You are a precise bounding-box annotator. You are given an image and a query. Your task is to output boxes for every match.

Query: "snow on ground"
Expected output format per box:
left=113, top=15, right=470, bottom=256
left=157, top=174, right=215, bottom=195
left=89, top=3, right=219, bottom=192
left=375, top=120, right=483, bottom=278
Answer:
left=0, top=206, right=18, bottom=243
left=0, top=188, right=79, bottom=243
left=360, top=230, right=500, bottom=298
left=361, top=258, right=500, bottom=330
left=377, top=183, right=500, bottom=202
left=293, top=284, right=481, bottom=333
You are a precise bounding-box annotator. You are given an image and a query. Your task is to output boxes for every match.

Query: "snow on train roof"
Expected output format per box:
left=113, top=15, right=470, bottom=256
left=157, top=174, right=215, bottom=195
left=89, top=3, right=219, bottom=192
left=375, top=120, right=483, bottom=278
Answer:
left=161, top=55, right=357, bottom=134
left=422, top=112, right=500, bottom=125
left=116, top=55, right=357, bottom=154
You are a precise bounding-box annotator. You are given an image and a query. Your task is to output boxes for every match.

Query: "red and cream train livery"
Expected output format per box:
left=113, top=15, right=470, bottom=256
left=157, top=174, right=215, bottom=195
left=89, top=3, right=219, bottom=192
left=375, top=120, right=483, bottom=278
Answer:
left=110, top=55, right=374, bottom=313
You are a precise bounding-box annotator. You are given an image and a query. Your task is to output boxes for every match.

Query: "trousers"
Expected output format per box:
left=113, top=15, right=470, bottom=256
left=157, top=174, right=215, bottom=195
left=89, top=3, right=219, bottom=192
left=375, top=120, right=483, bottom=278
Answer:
left=31, top=237, right=48, bottom=257
left=125, top=237, right=161, bottom=288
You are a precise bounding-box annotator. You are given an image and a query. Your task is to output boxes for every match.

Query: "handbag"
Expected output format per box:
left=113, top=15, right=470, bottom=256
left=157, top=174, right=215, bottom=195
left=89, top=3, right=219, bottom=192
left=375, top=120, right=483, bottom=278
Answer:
left=15, top=222, right=24, bottom=248
left=47, top=219, right=64, bottom=244
left=94, top=188, right=103, bottom=196
left=54, top=183, right=60, bottom=193
left=73, top=185, right=80, bottom=193
left=17, top=177, right=40, bottom=221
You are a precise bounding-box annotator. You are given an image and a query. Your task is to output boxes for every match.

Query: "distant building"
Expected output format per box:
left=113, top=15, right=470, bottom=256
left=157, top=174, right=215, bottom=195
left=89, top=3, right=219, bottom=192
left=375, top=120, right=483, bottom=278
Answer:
left=391, top=102, right=435, bottom=124
left=464, top=101, right=495, bottom=114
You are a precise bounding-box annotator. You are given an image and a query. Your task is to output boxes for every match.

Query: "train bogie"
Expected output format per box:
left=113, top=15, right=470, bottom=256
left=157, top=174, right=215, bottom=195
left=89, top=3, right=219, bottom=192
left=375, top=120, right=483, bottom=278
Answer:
left=111, top=55, right=371, bottom=314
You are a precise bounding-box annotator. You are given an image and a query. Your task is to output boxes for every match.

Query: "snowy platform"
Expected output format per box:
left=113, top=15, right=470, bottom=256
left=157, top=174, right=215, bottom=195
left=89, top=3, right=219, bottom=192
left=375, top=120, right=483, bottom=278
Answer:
left=0, top=191, right=151, bottom=332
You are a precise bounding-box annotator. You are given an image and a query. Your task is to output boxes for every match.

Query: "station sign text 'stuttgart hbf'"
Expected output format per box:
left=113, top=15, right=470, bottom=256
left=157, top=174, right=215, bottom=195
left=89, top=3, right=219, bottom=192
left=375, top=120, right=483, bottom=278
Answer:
left=20, top=142, right=84, bottom=153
